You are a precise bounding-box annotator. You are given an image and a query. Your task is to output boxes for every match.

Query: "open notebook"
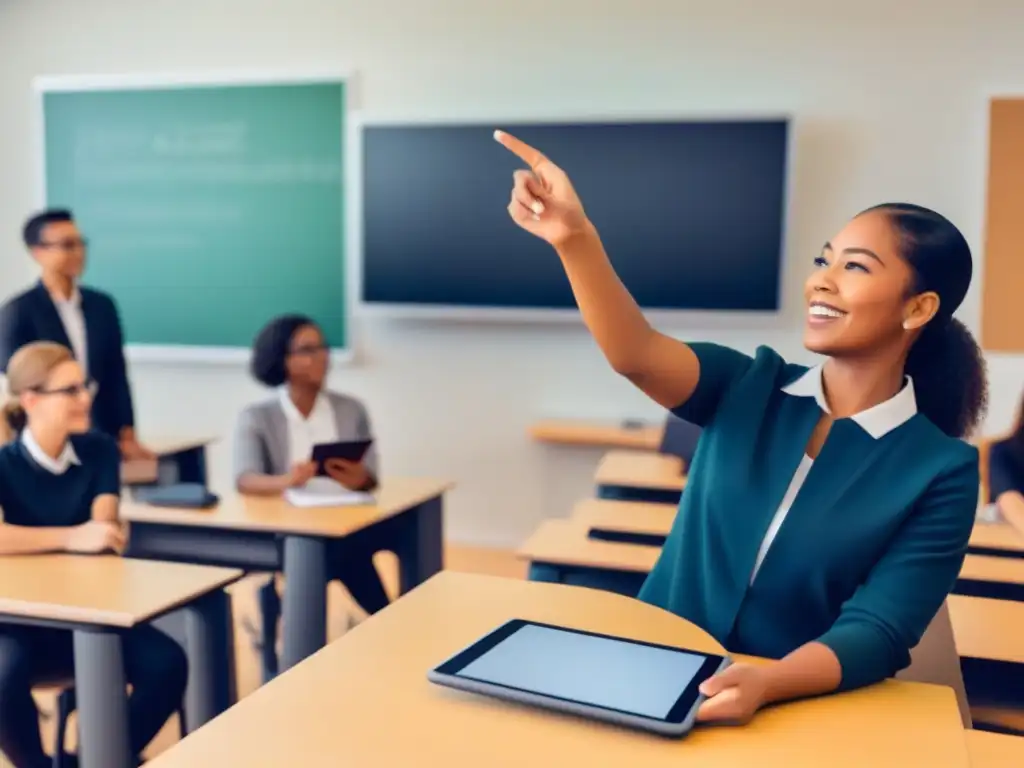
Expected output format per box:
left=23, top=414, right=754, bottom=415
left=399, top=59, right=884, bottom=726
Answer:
left=284, top=477, right=375, bottom=508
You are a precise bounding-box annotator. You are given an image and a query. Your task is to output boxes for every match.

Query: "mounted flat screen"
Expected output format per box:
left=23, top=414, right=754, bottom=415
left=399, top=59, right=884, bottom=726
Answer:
left=360, top=119, right=788, bottom=315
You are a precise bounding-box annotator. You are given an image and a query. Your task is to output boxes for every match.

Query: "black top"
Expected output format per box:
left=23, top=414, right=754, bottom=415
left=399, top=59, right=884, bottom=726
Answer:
left=989, top=437, right=1024, bottom=500
left=0, top=431, right=120, bottom=527
left=0, top=282, right=135, bottom=437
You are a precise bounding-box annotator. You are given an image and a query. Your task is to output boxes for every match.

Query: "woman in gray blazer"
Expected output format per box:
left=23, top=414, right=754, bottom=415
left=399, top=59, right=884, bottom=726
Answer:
left=234, top=314, right=390, bottom=680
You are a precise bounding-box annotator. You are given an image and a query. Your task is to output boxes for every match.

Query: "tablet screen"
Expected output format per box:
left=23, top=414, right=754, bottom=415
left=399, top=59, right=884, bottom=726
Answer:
left=453, top=623, right=713, bottom=720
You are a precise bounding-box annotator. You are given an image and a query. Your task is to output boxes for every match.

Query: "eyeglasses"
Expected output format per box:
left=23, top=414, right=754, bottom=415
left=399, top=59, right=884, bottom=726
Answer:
left=32, top=379, right=98, bottom=399
left=288, top=343, right=328, bottom=357
left=37, top=238, right=89, bottom=252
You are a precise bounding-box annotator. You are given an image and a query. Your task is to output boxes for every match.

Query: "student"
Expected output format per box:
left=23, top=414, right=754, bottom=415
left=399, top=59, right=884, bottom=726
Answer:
left=0, top=209, right=153, bottom=459
left=234, top=314, right=390, bottom=680
left=989, top=394, right=1024, bottom=533
left=496, top=132, right=986, bottom=724
left=0, top=342, right=187, bottom=768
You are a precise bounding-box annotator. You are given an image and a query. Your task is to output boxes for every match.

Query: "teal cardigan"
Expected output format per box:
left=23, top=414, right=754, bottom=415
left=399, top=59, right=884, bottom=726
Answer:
left=638, top=343, right=978, bottom=691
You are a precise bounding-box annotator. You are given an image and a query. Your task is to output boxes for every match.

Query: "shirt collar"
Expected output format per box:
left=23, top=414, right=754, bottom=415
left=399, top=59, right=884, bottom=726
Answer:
left=781, top=364, right=918, bottom=439
left=21, top=428, right=81, bottom=475
left=278, top=387, right=328, bottom=423
left=43, top=282, right=81, bottom=308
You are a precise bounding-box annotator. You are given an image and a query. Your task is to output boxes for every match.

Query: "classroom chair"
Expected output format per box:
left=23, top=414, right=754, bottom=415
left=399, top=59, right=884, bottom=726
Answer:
left=658, top=416, right=702, bottom=465
left=896, top=601, right=971, bottom=728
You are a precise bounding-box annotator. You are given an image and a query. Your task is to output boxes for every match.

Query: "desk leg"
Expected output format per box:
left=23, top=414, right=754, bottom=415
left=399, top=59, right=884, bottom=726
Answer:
left=180, top=589, right=238, bottom=731
left=397, top=495, right=445, bottom=595
left=72, top=629, right=133, bottom=768
left=281, top=536, right=328, bottom=672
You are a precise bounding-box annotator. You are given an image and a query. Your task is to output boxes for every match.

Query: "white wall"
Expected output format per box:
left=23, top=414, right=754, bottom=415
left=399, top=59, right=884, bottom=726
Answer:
left=1, top=0, right=1022, bottom=547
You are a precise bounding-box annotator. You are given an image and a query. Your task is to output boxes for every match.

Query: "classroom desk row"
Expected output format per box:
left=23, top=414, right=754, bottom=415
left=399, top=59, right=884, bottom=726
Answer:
left=1, top=474, right=454, bottom=768
left=143, top=571, right=1020, bottom=767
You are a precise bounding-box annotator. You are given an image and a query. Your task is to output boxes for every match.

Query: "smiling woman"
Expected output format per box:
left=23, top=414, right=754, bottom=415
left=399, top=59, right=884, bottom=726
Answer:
left=495, top=130, right=987, bottom=725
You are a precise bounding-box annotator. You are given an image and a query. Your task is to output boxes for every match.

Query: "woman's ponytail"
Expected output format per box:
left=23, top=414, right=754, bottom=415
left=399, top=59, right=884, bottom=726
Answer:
left=1, top=399, right=27, bottom=438
left=861, top=202, right=989, bottom=439
left=904, top=317, right=988, bottom=438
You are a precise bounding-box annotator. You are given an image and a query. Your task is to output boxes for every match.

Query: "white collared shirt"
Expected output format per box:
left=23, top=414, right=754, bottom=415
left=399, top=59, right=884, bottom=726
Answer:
left=748, top=364, right=918, bottom=583
left=21, top=427, right=81, bottom=475
left=51, top=287, right=88, bottom=375
left=279, top=387, right=340, bottom=466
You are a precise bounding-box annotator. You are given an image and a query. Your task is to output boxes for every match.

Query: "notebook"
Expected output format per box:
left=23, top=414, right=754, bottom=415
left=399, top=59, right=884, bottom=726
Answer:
left=283, top=477, right=374, bottom=508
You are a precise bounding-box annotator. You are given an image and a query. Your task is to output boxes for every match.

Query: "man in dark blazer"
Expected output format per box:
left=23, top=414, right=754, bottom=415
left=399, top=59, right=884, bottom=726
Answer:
left=0, top=209, right=154, bottom=459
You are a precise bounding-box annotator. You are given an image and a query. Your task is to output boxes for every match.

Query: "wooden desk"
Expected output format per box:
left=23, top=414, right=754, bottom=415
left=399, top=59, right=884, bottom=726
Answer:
left=519, top=519, right=660, bottom=574
left=529, top=419, right=664, bottom=451
left=959, top=554, right=1024, bottom=592
left=966, top=730, right=1024, bottom=765
left=0, top=555, right=241, bottom=768
left=572, top=498, right=675, bottom=536
left=947, top=594, right=1024, bottom=664
left=145, top=572, right=971, bottom=767
left=594, top=450, right=686, bottom=504
left=123, top=477, right=454, bottom=672
left=969, top=520, right=1024, bottom=557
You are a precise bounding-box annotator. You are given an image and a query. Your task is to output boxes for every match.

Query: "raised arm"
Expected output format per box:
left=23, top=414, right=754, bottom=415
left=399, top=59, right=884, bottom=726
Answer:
left=496, top=131, right=700, bottom=411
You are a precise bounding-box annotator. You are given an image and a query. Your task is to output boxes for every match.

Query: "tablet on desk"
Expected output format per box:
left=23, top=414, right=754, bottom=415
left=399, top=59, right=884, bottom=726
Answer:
left=428, top=619, right=728, bottom=736
left=310, top=439, right=372, bottom=475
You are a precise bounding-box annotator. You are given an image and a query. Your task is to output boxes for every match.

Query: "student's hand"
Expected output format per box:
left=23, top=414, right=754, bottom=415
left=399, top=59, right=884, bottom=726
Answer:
left=119, top=436, right=156, bottom=461
left=324, top=459, right=371, bottom=491
left=495, top=130, right=592, bottom=248
left=696, top=663, right=769, bottom=725
left=65, top=521, right=128, bottom=555
left=285, top=461, right=318, bottom=488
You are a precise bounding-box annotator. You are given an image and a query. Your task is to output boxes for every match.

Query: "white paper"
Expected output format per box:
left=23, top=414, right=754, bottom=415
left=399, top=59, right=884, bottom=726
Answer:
left=284, top=477, right=374, bottom=508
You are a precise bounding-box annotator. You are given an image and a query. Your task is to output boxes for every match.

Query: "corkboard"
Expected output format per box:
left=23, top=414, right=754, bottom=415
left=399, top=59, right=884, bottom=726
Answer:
left=982, top=98, right=1024, bottom=352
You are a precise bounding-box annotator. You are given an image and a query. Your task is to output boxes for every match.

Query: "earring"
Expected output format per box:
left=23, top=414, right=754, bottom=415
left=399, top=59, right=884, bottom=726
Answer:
left=902, top=321, right=911, bottom=330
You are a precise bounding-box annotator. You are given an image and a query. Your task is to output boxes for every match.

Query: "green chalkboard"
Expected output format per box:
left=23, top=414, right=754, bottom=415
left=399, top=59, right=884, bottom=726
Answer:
left=41, top=79, right=347, bottom=353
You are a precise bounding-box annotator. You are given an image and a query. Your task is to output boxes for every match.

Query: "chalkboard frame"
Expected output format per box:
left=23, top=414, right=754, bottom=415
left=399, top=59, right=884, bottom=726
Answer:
left=32, top=69, right=358, bottom=365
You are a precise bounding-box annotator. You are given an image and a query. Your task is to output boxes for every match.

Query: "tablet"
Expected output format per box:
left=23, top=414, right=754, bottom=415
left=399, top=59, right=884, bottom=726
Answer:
left=311, top=439, right=372, bottom=474
left=427, top=619, right=729, bottom=736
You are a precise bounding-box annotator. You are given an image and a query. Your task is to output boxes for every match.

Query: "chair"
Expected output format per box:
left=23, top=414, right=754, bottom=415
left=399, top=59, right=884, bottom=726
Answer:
left=658, top=416, right=702, bottom=466
left=51, top=684, right=186, bottom=768
left=895, top=600, right=972, bottom=728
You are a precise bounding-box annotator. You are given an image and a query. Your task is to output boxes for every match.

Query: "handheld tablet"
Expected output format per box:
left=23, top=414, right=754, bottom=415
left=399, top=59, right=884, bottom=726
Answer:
left=427, top=619, right=729, bottom=737
left=311, top=439, right=373, bottom=474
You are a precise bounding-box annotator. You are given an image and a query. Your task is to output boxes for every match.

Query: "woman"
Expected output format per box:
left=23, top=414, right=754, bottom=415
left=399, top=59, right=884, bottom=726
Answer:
left=496, top=131, right=987, bottom=724
left=233, top=314, right=390, bottom=680
left=989, top=394, right=1024, bottom=534
left=0, top=342, right=187, bottom=768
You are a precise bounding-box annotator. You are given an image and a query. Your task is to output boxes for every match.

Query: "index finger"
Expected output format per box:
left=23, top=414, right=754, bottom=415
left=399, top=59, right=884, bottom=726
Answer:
left=494, top=130, right=546, bottom=169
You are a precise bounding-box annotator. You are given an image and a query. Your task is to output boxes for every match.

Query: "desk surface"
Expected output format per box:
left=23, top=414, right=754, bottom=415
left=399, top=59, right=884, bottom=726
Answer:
left=594, top=450, right=686, bottom=491
left=0, top=555, right=241, bottom=627
left=959, top=553, right=1024, bottom=585
left=529, top=419, right=664, bottom=450
left=572, top=498, right=676, bottom=535
left=146, top=571, right=970, bottom=767
left=518, top=519, right=660, bottom=572
left=121, top=477, right=455, bottom=537
left=969, top=520, right=1024, bottom=553
left=947, top=594, right=1024, bottom=664
left=966, top=730, right=1024, bottom=765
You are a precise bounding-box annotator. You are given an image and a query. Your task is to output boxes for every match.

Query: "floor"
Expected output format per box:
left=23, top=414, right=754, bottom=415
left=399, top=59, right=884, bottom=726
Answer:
left=25, top=546, right=525, bottom=764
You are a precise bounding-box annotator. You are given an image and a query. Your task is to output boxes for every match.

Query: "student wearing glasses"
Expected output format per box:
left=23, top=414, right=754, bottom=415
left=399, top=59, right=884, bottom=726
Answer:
left=234, top=314, right=390, bottom=680
left=0, top=209, right=153, bottom=460
left=0, top=342, right=187, bottom=768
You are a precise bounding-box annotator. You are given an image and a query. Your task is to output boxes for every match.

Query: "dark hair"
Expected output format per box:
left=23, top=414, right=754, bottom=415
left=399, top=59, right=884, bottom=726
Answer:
left=860, top=203, right=988, bottom=438
left=249, top=313, right=318, bottom=388
left=23, top=209, right=74, bottom=248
